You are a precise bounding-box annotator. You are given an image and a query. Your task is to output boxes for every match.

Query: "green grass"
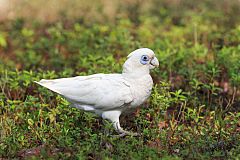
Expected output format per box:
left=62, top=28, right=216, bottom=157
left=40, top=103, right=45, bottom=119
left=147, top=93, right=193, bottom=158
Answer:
left=0, top=1, right=240, bottom=159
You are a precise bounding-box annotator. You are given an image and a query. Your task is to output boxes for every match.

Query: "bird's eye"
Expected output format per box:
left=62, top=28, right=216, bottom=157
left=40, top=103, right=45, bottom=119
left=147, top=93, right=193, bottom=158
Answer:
left=140, top=55, right=149, bottom=65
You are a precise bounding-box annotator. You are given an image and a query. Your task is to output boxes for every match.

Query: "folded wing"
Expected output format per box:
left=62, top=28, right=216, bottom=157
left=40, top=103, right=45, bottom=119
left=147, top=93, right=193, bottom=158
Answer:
left=35, top=74, right=133, bottom=110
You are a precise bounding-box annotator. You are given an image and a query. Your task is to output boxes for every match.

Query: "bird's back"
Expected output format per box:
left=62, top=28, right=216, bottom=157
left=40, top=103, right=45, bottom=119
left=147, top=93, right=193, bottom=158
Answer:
left=35, top=73, right=134, bottom=113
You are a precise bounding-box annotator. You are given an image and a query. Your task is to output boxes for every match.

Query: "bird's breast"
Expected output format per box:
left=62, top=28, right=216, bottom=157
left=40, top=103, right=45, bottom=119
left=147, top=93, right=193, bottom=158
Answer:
left=127, top=75, right=153, bottom=107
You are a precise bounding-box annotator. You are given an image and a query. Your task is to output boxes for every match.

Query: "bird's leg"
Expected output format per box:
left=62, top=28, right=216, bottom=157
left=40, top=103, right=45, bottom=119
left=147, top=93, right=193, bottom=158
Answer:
left=112, top=121, right=139, bottom=137
left=102, top=111, right=139, bottom=137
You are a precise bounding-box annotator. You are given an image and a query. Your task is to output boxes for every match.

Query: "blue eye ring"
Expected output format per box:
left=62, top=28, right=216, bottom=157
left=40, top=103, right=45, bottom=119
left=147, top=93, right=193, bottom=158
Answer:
left=140, top=55, right=149, bottom=65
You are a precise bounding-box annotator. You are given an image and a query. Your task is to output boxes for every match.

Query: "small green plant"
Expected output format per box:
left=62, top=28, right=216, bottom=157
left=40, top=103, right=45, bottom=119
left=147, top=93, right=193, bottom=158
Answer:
left=1, top=1, right=240, bottom=158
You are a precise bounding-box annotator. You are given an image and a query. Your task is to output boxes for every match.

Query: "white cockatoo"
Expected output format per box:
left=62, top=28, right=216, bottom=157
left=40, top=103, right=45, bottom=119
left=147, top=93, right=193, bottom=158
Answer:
left=35, top=48, right=159, bottom=136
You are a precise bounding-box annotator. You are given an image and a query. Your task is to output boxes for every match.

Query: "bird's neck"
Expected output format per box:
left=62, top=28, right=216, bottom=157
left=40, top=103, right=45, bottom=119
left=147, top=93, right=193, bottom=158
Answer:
left=122, top=60, right=150, bottom=77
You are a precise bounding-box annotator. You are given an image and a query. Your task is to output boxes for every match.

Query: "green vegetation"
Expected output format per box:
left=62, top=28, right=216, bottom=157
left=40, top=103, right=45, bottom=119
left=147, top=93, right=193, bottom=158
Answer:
left=0, top=0, right=240, bottom=159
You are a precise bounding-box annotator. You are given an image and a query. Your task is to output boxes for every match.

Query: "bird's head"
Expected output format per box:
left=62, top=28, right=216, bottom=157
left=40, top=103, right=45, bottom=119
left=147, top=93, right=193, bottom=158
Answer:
left=122, top=48, right=159, bottom=75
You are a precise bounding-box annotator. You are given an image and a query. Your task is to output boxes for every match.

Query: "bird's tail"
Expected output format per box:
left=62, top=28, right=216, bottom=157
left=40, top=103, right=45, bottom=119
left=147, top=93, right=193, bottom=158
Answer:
left=34, top=79, right=61, bottom=94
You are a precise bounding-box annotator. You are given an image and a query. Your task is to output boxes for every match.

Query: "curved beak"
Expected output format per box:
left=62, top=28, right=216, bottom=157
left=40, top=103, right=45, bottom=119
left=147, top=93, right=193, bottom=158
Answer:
left=150, top=57, right=159, bottom=68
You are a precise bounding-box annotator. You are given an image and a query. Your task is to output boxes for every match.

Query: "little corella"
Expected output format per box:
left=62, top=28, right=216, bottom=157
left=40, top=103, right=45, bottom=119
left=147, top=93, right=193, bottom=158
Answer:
left=35, top=48, right=159, bottom=136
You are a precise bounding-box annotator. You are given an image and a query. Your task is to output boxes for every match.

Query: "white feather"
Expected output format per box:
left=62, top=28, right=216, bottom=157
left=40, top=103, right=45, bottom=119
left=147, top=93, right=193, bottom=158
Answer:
left=35, top=48, right=159, bottom=135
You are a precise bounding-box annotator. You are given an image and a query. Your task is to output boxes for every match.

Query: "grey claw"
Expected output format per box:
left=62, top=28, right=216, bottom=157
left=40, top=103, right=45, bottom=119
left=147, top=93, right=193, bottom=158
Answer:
left=118, top=130, right=140, bottom=137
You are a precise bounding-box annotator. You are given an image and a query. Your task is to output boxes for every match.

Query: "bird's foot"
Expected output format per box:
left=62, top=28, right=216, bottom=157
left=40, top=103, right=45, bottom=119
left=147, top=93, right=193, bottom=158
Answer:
left=118, top=132, right=139, bottom=137
left=117, top=129, right=140, bottom=137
